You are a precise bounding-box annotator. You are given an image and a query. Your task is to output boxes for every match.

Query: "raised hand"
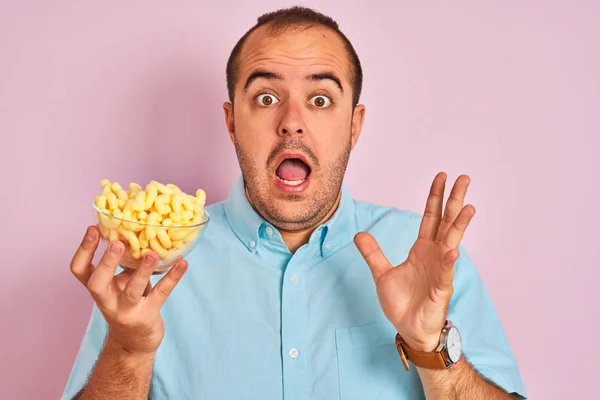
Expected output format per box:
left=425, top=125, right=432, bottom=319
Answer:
left=354, top=173, right=475, bottom=351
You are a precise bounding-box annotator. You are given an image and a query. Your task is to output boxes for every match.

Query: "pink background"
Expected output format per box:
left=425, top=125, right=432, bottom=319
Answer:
left=1, top=1, right=598, bottom=399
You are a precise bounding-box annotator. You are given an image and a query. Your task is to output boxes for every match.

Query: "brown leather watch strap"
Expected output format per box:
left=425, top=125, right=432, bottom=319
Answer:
left=395, top=333, right=448, bottom=371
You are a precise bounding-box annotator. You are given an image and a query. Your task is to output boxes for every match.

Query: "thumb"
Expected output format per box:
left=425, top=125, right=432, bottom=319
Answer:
left=354, top=232, right=393, bottom=283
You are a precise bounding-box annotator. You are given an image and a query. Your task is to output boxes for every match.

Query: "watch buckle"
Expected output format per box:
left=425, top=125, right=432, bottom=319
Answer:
left=397, top=342, right=411, bottom=371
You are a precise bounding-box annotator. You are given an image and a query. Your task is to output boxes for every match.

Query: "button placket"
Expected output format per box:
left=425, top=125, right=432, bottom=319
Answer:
left=281, top=254, right=309, bottom=399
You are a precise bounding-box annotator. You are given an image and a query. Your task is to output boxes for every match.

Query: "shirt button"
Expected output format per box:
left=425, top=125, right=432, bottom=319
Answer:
left=289, top=348, right=299, bottom=359
left=323, top=242, right=331, bottom=250
left=249, top=240, right=256, bottom=249
left=265, top=227, right=274, bottom=236
left=289, top=274, right=297, bottom=285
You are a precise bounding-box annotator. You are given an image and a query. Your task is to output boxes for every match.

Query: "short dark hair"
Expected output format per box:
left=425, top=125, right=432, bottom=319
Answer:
left=226, top=6, right=363, bottom=107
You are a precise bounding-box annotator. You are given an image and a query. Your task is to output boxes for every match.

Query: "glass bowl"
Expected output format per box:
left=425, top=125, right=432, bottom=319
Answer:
left=93, top=204, right=209, bottom=274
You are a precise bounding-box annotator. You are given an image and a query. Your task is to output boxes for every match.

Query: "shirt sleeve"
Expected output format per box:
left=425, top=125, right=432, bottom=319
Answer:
left=449, top=244, right=527, bottom=398
left=60, top=304, right=108, bottom=400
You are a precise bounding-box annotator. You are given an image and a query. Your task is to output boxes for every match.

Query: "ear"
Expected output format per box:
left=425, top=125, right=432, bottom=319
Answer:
left=223, top=101, right=235, bottom=144
left=350, top=104, right=366, bottom=150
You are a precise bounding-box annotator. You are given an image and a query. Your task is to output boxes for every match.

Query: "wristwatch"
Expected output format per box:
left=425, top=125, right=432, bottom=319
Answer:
left=395, top=320, right=462, bottom=371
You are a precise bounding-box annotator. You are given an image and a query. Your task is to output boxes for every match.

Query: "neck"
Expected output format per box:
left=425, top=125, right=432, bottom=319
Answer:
left=245, top=188, right=342, bottom=254
left=279, top=192, right=341, bottom=253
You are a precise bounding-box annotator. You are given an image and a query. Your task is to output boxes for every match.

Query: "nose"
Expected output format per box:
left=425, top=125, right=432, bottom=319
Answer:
left=281, top=126, right=303, bottom=135
left=277, top=100, right=305, bottom=137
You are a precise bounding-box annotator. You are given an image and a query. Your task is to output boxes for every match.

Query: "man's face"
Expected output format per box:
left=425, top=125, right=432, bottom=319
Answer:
left=223, top=25, right=365, bottom=232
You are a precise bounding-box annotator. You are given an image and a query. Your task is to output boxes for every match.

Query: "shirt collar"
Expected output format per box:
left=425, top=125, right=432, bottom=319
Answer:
left=224, top=176, right=357, bottom=255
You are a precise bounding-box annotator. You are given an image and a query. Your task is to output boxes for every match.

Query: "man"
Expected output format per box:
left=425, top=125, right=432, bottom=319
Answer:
left=63, top=6, right=526, bottom=400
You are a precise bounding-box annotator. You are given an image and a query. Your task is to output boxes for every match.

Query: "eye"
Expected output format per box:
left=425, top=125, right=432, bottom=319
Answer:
left=256, top=93, right=279, bottom=106
left=309, top=94, right=332, bottom=108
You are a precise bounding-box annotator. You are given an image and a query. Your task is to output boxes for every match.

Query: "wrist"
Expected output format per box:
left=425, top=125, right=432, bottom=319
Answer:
left=104, top=335, right=157, bottom=365
left=399, top=333, right=440, bottom=353
left=395, top=321, right=463, bottom=372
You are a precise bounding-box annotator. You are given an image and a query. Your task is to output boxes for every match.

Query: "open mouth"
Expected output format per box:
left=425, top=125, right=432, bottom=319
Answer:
left=275, top=156, right=312, bottom=187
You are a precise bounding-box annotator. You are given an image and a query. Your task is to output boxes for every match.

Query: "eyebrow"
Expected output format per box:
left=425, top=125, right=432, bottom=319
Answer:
left=243, top=70, right=344, bottom=94
left=307, top=73, right=344, bottom=94
left=243, top=70, right=283, bottom=91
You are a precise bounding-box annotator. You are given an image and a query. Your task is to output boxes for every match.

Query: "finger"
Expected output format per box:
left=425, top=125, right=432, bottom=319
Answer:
left=112, top=270, right=153, bottom=295
left=113, top=270, right=134, bottom=292
left=436, top=175, right=471, bottom=243
left=119, top=252, right=159, bottom=306
left=70, top=226, right=100, bottom=286
left=442, top=205, right=476, bottom=250
left=113, top=268, right=154, bottom=293
left=354, top=232, right=393, bottom=283
left=437, top=248, right=460, bottom=290
left=146, top=260, right=189, bottom=309
left=143, top=281, right=153, bottom=297
left=86, top=241, right=124, bottom=302
left=418, top=172, right=446, bottom=241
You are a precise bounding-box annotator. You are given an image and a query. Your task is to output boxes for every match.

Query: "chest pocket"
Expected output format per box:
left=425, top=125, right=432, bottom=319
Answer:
left=335, top=323, right=425, bottom=400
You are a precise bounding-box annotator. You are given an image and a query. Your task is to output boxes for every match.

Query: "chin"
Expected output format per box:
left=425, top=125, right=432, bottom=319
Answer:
left=262, top=199, right=319, bottom=231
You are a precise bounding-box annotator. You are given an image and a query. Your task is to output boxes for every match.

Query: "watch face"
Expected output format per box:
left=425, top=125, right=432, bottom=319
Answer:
left=446, top=327, right=462, bottom=363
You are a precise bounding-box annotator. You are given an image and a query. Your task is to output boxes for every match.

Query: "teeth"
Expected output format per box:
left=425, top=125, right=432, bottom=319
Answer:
left=277, top=176, right=305, bottom=186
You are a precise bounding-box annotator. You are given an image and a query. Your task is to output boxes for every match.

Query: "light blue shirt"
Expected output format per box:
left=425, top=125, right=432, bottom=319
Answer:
left=62, top=176, right=527, bottom=399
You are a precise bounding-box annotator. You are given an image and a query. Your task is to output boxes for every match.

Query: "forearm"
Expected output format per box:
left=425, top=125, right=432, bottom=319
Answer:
left=77, top=336, right=155, bottom=400
left=417, top=357, right=516, bottom=400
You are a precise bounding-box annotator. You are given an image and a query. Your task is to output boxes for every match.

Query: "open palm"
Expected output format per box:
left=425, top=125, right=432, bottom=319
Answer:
left=355, top=173, right=475, bottom=351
